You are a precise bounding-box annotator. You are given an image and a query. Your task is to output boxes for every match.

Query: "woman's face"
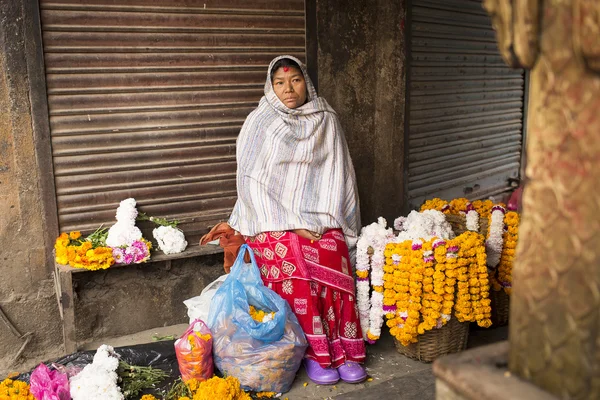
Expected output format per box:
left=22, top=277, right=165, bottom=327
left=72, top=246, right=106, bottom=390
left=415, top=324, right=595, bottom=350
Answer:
left=271, top=66, right=307, bottom=109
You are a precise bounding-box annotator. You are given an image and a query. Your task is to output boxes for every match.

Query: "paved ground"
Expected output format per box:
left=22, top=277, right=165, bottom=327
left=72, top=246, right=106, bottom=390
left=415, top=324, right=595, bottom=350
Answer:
left=83, top=323, right=508, bottom=400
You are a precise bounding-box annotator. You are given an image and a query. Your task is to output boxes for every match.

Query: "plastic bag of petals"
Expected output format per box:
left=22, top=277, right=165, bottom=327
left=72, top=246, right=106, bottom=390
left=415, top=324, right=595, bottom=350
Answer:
left=174, top=319, right=214, bottom=383
left=207, top=245, right=308, bottom=393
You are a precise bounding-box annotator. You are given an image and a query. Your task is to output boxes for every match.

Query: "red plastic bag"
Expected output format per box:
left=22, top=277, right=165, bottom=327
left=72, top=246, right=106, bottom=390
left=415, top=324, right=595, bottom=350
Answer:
left=174, top=319, right=214, bottom=382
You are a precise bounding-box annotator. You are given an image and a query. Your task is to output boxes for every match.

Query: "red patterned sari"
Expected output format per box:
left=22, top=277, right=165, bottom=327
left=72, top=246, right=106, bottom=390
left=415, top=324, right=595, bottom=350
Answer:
left=245, top=228, right=366, bottom=368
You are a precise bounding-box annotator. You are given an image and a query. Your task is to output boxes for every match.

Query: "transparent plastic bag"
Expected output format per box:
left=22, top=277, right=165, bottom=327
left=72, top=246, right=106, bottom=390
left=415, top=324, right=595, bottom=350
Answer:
left=207, top=244, right=307, bottom=393
left=184, top=274, right=228, bottom=324
left=174, top=319, right=214, bottom=382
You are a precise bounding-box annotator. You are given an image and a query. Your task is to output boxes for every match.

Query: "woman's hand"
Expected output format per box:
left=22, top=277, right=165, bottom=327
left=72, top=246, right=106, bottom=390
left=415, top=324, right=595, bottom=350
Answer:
left=293, top=229, right=322, bottom=241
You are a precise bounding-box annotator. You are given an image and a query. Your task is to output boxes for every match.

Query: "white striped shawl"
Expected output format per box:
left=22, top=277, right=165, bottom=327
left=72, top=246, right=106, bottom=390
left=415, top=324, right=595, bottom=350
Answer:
left=228, top=55, right=361, bottom=252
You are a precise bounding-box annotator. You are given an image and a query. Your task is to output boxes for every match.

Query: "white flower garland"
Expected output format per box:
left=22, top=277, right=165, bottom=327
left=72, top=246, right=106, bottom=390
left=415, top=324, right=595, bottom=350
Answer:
left=106, top=198, right=143, bottom=248
left=485, top=206, right=506, bottom=268
left=70, top=345, right=123, bottom=400
left=356, top=210, right=456, bottom=343
left=355, top=217, right=394, bottom=342
left=153, top=225, right=188, bottom=254
left=465, top=209, right=480, bottom=232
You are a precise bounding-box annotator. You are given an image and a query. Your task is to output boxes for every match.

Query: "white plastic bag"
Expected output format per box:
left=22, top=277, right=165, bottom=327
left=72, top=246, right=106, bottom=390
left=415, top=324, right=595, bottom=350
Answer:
left=184, top=275, right=228, bottom=324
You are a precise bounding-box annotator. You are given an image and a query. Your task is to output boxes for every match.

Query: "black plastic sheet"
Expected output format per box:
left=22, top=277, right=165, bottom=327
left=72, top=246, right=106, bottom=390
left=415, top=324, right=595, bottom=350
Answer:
left=16, top=340, right=180, bottom=398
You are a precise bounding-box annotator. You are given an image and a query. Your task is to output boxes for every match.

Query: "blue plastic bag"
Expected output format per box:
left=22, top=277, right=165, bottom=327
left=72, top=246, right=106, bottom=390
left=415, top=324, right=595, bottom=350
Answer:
left=207, top=244, right=308, bottom=393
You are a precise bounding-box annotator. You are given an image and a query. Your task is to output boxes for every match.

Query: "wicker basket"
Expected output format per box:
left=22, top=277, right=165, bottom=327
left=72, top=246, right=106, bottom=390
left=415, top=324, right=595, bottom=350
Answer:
left=490, top=289, right=510, bottom=327
left=446, top=213, right=488, bottom=236
left=393, top=316, right=470, bottom=362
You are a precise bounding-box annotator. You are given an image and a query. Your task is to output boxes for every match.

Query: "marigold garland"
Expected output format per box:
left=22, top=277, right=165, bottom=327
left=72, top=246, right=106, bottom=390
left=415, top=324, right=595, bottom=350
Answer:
left=417, top=240, right=438, bottom=334
left=383, top=231, right=492, bottom=345
left=496, top=211, right=519, bottom=294
left=440, top=240, right=456, bottom=323
left=453, top=236, right=472, bottom=321
left=355, top=218, right=395, bottom=342
left=421, top=197, right=519, bottom=299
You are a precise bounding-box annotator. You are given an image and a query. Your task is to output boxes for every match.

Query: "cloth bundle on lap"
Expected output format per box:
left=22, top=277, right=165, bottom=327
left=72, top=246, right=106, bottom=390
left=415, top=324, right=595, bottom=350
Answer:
left=199, top=222, right=248, bottom=273
left=207, top=244, right=308, bottom=393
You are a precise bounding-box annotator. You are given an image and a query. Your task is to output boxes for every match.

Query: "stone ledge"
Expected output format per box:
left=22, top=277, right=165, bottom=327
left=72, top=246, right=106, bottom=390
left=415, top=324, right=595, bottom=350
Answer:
left=433, top=341, right=558, bottom=400
left=56, top=244, right=224, bottom=274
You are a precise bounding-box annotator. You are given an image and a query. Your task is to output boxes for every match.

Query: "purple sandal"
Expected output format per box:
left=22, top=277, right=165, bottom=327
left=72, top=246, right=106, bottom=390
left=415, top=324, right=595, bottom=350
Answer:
left=337, top=361, right=367, bottom=383
left=304, top=359, right=340, bottom=385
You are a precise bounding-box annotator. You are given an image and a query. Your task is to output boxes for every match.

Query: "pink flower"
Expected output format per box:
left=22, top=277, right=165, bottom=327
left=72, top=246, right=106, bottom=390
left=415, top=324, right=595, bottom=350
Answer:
left=123, top=252, right=134, bottom=264
left=112, top=248, right=125, bottom=264
left=30, top=363, right=70, bottom=400
left=131, top=240, right=149, bottom=256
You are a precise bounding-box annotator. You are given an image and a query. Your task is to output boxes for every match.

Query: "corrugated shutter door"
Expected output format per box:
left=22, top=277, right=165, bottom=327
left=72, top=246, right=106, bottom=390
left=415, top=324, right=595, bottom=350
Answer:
left=407, top=0, right=524, bottom=209
left=40, top=0, right=306, bottom=243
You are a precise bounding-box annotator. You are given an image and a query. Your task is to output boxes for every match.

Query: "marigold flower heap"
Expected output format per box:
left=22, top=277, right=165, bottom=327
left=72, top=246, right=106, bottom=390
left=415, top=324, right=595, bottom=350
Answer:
left=0, top=378, right=35, bottom=400
left=249, top=306, right=275, bottom=323
left=178, top=376, right=251, bottom=400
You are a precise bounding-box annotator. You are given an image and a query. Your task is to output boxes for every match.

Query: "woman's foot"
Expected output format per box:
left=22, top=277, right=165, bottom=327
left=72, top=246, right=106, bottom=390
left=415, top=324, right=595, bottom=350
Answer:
left=337, top=361, right=367, bottom=383
left=304, top=359, right=340, bottom=385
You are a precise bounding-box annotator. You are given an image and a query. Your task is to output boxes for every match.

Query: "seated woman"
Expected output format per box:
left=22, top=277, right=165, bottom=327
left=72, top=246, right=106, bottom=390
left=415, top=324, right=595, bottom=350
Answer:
left=228, top=55, right=367, bottom=385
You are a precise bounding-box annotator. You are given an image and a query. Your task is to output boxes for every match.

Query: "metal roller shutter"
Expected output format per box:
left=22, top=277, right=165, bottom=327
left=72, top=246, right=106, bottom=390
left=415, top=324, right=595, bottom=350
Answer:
left=40, top=0, right=306, bottom=244
left=406, top=0, right=525, bottom=209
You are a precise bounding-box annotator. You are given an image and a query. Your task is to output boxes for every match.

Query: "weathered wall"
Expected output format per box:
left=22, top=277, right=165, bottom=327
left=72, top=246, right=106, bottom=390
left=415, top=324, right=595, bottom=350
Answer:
left=0, top=0, right=228, bottom=376
left=1, top=0, right=408, bottom=376
left=0, top=0, right=63, bottom=375
left=74, top=255, right=222, bottom=342
left=316, top=0, right=407, bottom=225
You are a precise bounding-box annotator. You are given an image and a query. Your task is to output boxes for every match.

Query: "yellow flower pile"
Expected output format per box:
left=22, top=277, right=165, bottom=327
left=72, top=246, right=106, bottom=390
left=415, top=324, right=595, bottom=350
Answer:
left=55, top=231, right=114, bottom=271
left=420, top=198, right=449, bottom=213
left=188, top=331, right=212, bottom=347
left=448, top=198, right=471, bottom=214
left=421, top=197, right=502, bottom=218
left=141, top=395, right=158, bottom=400
left=0, top=378, right=34, bottom=400
left=383, top=232, right=492, bottom=346
left=249, top=306, right=275, bottom=323
left=471, top=199, right=494, bottom=219
left=179, top=376, right=251, bottom=400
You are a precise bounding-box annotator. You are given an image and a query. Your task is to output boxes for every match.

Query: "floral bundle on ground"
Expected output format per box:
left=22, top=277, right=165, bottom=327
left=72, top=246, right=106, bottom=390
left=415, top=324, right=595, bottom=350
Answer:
left=0, top=377, right=35, bottom=400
